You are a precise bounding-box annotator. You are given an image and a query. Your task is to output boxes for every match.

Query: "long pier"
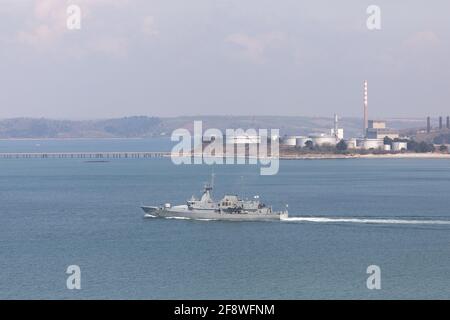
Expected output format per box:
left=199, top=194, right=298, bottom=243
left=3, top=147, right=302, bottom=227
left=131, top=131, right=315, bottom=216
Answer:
left=0, top=152, right=171, bottom=159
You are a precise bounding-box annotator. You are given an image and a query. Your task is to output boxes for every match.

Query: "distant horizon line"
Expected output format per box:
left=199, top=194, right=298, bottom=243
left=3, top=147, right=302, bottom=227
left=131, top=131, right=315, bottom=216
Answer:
left=0, top=115, right=430, bottom=121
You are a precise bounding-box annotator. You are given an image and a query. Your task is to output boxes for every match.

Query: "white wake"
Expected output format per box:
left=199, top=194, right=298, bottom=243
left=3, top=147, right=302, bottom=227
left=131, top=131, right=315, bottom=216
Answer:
left=164, top=216, right=191, bottom=220
left=164, top=216, right=217, bottom=221
left=281, top=216, right=450, bottom=225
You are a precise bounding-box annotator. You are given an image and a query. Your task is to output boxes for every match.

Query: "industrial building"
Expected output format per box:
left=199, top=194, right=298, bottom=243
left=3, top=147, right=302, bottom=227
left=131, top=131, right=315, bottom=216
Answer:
left=358, top=139, right=384, bottom=150
left=280, top=135, right=301, bottom=146
left=280, top=113, right=344, bottom=148
left=296, top=136, right=312, bottom=148
left=278, top=80, right=408, bottom=152
left=365, top=120, right=399, bottom=139
left=331, top=114, right=344, bottom=140
left=357, top=80, right=400, bottom=148
left=426, top=116, right=450, bottom=133
left=392, top=141, right=408, bottom=151
left=309, top=133, right=338, bottom=147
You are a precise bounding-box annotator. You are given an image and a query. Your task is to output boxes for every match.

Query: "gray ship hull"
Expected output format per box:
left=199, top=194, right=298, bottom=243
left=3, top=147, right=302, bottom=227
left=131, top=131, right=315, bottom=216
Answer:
left=141, top=205, right=287, bottom=221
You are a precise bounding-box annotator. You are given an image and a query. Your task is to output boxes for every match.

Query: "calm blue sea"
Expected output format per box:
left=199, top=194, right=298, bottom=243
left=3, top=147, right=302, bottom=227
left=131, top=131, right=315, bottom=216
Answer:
left=1, top=139, right=450, bottom=299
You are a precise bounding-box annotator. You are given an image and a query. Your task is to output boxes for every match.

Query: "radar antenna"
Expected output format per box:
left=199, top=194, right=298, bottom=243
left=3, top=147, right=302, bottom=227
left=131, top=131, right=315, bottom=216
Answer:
left=211, top=169, right=215, bottom=190
left=203, top=169, right=215, bottom=197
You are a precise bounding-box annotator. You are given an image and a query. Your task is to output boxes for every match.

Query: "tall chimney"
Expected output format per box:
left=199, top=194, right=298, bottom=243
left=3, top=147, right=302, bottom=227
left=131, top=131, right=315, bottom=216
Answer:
left=334, top=113, right=338, bottom=136
left=439, top=116, right=443, bottom=130
left=427, top=116, right=431, bottom=133
left=447, top=116, right=450, bottom=129
left=363, top=80, right=368, bottom=137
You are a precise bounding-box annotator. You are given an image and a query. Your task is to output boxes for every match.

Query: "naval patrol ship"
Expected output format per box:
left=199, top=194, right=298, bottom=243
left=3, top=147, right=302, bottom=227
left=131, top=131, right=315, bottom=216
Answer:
left=141, top=180, right=288, bottom=221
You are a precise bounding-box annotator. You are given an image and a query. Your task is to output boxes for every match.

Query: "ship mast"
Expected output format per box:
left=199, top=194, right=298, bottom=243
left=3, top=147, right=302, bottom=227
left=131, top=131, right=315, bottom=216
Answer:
left=202, top=170, right=215, bottom=200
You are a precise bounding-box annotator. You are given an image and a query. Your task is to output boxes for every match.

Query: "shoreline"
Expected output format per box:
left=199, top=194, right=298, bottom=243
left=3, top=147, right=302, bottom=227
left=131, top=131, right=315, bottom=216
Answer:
left=187, top=152, right=450, bottom=160
left=278, top=153, right=450, bottom=160
left=0, top=151, right=449, bottom=160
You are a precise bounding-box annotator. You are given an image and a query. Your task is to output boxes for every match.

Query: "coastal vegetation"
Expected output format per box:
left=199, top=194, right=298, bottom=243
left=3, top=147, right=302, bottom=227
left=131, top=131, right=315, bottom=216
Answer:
left=0, top=116, right=425, bottom=139
left=433, top=133, right=450, bottom=145
left=281, top=137, right=440, bottom=156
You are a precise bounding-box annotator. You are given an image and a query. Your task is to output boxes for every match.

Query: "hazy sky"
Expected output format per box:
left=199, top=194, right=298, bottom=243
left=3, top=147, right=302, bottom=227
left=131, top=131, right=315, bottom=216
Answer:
left=0, top=0, right=449, bottom=119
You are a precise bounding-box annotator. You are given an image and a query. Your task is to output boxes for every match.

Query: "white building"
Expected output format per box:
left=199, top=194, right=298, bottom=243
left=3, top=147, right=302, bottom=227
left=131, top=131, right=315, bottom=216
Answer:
left=330, top=128, right=344, bottom=140
left=310, top=134, right=337, bottom=147
left=359, top=139, right=384, bottom=150
left=280, top=135, right=298, bottom=146
left=392, top=141, right=408, bottom=151
left=296, top=136, right=312, bottom=148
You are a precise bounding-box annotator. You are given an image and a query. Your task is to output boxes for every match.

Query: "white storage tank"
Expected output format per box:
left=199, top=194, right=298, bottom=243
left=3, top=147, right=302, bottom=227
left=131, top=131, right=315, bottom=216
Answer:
left=281, top=135, right=299, bottom=146
left=392, top=141, right=408, bottom=151
left=361, top=139, right=384, bottom=150
left=310, top=134, right=337, bottom=147
left=330, top=128, right=344, bottom=140
left=296, top=136, right=312, bottom=148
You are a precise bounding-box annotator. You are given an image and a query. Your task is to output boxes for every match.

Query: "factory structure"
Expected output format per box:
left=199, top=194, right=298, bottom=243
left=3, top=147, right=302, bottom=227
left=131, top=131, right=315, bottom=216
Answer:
left=207, top=80, right=409, bottom=152
left=280, top=113, right=344, bottom=148
left=280, top=80, right=406, bottom=151
left=425, top=116, right=450, bottom=133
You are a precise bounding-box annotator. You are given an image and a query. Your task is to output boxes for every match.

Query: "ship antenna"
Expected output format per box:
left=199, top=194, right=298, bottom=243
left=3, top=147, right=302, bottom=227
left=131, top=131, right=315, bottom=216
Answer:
left=207, top=168, right=215, bottom=198
left=240, top=175, right=244, bottom=199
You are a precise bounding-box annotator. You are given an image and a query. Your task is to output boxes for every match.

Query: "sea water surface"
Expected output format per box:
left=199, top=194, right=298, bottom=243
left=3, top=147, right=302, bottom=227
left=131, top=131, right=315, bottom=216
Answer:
left=1, top=139, right=450, bottom=299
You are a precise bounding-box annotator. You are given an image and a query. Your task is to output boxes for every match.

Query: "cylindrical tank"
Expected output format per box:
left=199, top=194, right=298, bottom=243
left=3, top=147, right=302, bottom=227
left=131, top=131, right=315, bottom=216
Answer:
left=361, top=139, right=384, bottom=149
left=281, top=135, right=298, bottom=146
left=392, top=142, right=408, bottom=151
left=296, top=136, right=311, bottom=148
left=310, top=134, right=337, bottom=147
